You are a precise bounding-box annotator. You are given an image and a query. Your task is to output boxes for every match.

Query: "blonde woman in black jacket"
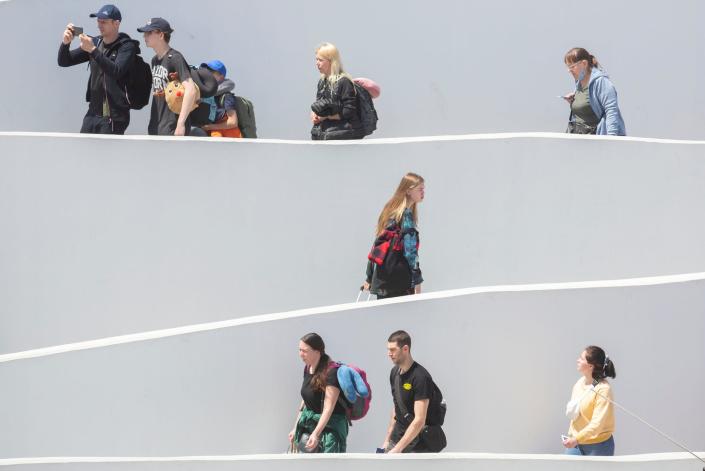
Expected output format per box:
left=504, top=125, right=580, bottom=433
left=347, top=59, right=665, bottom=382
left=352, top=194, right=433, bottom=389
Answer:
left=310, top=43, right=364, bottom=140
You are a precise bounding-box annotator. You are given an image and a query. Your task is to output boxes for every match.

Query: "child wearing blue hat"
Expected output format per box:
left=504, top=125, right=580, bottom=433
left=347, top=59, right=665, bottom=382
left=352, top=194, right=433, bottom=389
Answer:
left=198, top=60, right=241, bottom=138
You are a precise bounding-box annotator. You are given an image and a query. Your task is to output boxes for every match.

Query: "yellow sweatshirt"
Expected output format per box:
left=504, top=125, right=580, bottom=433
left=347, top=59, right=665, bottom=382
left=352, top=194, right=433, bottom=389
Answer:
left=568, top=377, right=614, bottom=445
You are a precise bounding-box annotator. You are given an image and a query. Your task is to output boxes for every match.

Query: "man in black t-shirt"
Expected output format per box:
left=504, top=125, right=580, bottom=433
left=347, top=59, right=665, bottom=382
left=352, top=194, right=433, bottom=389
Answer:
left=137, top=17, right=196, bottom=136
left=382, top=330, right=435, bottom=453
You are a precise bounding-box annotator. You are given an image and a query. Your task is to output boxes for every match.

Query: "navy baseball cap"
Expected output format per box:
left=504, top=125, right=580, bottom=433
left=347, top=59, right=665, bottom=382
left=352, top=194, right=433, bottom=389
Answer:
left=137, top=17, right=173, bottom=33
left=89, top=4, right=121, bottom=21
left=201, top=60, right=227, bottom=77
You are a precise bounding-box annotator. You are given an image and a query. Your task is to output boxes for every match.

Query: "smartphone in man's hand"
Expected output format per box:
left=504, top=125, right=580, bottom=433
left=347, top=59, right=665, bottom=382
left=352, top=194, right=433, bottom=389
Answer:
left=71, top=26, right=84, bottom=36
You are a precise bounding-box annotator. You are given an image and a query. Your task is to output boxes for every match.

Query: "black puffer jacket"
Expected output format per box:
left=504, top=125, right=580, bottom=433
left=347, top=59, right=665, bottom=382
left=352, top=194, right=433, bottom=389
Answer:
left=311, top=77, right=364, bottom=140
left=58, top=33, right=139, bottom=124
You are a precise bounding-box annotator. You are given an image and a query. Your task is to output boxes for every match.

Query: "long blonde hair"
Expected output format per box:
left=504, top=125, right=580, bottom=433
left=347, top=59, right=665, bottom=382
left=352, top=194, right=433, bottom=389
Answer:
left=376, top=173, right=425, bottom=236
left=316, top=42, right=352, bottom=88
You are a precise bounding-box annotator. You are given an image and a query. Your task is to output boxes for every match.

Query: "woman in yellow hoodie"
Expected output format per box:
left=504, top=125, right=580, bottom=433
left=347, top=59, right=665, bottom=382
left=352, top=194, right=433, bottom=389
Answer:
left=563, top=345, right=616, bottom=456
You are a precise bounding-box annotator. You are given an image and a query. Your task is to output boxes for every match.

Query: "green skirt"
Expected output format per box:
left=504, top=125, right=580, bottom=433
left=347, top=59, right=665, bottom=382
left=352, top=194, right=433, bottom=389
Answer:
left=294, top=407, right=349, bottom=453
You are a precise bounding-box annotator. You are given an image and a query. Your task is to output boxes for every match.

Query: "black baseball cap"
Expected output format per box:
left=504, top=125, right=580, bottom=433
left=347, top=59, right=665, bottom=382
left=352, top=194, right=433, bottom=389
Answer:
left=89, top=4, right=122, bottom=21
left=137, top=17, right=173, bottom=33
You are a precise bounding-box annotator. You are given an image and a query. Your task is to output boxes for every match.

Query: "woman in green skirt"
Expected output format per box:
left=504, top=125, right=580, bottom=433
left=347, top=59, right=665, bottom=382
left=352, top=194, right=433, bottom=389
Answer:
left=288, top=333, right=348, bottom=453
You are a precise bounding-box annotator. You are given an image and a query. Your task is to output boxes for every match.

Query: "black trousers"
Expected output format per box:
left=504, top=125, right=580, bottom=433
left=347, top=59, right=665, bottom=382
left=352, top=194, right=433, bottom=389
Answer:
left=80, top=113, right=128, bottom=135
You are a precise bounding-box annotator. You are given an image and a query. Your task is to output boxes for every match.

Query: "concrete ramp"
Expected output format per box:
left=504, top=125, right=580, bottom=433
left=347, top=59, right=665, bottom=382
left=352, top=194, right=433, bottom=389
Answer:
left=3, top=133, right=705, bottom=352
left=2, top=273, right=704, bottom=458
left=1, top=0, right=704, bottom=139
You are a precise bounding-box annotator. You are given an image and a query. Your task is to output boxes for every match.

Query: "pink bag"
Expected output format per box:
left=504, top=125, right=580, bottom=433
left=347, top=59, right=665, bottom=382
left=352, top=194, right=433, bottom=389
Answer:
left=353, top=77, right=381, bottom=99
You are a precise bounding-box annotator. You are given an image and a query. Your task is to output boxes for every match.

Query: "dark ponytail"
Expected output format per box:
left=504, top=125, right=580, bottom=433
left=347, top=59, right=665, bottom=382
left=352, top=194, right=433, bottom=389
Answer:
left=564, top=47, right=601, bottom=70
left=585, top=345, right=616, bottom=381
left=301, top=332, right=331, bottom=392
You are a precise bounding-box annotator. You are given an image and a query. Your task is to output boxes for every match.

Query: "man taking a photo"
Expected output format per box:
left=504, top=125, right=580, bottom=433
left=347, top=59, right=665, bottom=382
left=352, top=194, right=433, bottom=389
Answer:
left=58, top=4, right=138, bottom=134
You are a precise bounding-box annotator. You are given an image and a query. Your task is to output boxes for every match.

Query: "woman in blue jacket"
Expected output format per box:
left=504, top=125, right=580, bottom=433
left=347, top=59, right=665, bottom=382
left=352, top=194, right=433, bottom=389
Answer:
left=562, top=48, right=626, bottom=136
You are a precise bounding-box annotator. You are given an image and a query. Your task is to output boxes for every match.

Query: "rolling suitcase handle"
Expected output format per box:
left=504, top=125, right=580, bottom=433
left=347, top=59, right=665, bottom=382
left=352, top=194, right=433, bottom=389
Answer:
left=356, top=286, right=372, bottom=302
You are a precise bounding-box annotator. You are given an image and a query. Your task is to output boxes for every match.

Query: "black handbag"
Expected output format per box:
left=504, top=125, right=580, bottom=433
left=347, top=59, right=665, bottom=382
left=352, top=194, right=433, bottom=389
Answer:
left=419, top=424, right=447, bottom=452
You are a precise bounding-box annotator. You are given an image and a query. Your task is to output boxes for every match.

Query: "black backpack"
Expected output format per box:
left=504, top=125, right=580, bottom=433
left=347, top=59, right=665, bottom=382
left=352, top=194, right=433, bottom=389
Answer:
left=368, top=225, right=413, bottom=294
left=426, top=382, right=447, bottom=426
left=123, top=53, right=152, bottom=110
left=97, top=37, right=151, bottom=110
left=374, top=246, right=411, bottom=294
left=353, top=83, right=378, bottom=136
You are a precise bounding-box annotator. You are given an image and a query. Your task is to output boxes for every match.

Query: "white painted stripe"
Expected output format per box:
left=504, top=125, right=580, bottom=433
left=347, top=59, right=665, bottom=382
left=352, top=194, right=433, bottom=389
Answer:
left=3, top=131, right=705, bottom=145
left=1, top=272, right=704, bottom=364
left=0, top=452, right=703, bottom=466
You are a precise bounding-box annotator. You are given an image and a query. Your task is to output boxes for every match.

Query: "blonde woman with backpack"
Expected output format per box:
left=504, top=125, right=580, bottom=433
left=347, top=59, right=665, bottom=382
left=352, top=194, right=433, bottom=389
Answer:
left=310, top=42, right=365, bottom=140
left=363, top=173, right=425, bottom=299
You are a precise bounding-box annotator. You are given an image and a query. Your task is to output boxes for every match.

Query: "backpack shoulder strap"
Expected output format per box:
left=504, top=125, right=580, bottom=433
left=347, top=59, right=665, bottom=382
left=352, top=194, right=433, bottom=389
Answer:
left=393, top=366, right=412, bottom=425
left=222, top=92, right=240, bottom=111
left=350, top=78, right=359, bottom=96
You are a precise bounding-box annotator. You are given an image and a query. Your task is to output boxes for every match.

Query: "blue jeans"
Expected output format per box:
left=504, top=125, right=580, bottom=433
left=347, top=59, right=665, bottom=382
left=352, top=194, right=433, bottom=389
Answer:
left=564, top=435, right=615, bottom=456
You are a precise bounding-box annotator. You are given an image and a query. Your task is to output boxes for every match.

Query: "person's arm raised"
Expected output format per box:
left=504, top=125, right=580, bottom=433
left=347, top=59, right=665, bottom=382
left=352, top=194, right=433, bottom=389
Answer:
left=58, top=24, right=90, bottom=67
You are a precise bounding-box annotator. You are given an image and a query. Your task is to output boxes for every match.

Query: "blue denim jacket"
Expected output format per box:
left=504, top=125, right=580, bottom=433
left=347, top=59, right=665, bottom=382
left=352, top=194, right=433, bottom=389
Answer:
left=401, top=208, right=423, bottom=287
left=578, top=68, right=626, bottom=136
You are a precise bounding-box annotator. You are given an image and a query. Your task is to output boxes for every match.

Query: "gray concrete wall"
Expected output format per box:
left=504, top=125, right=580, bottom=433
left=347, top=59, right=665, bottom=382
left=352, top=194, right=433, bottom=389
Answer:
left=4, top=133, right=705, bottom=352
left=0, top=0, right=704, bottom=139
left=1, top=279, right=704, bottom=457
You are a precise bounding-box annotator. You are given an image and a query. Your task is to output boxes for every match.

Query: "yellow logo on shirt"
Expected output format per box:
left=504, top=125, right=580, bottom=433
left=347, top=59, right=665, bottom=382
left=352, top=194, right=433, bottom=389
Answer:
left=403, top=382, right=412, bottom=391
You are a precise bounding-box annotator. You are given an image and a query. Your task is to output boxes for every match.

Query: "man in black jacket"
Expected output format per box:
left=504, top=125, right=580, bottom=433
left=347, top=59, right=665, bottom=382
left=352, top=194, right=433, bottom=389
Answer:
left=58, top=4, right=138, bottom=134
